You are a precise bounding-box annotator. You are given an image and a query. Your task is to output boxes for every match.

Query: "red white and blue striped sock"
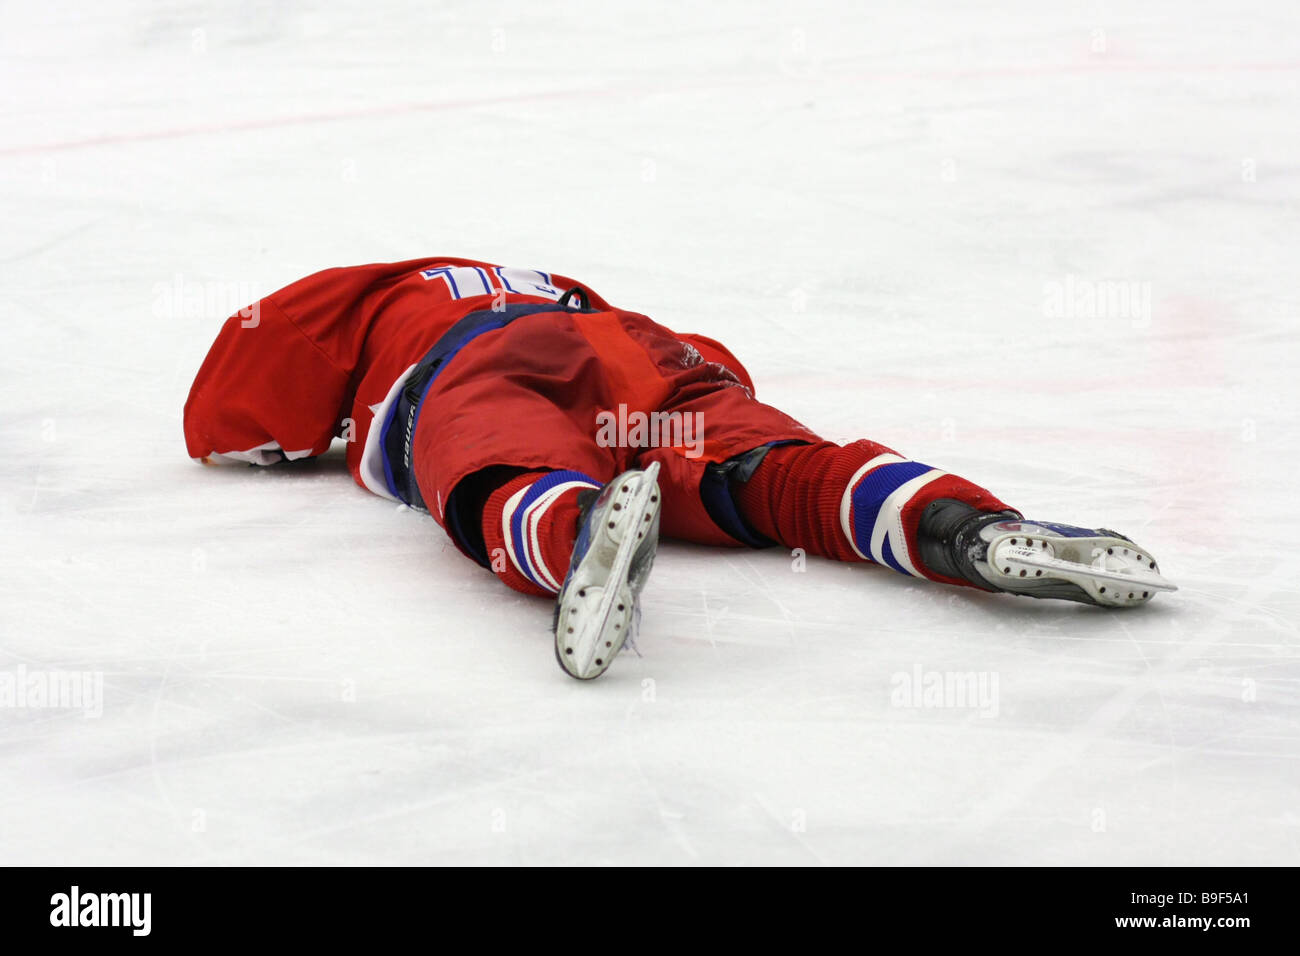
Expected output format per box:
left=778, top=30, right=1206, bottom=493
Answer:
left=483, top=469, right=602, bottom=597
left=736, top=441, right=1015, bottom=588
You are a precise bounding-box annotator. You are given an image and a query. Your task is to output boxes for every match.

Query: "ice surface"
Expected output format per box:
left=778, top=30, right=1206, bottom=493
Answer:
left=2, top=0, right=1298, bottom=865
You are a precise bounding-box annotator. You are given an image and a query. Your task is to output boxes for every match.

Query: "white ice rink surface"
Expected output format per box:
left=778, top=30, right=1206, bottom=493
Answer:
left=3, top=0, right=1299, bottom=866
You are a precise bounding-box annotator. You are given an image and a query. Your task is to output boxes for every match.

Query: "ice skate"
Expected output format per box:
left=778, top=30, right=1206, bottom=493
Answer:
left=553, top=463, right=662, bottom=679
left=919, top=501, right=1177, bottom=607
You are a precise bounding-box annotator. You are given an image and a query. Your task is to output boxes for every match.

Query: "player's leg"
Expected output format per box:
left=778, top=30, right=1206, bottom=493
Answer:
left=451, top=456, right=663, bottom=679
left=473, top=466, right=603, bottom=598
left=625, top=358, right=1175, bottom=606
left=732, top=439, right=1006, bottom=578
left=732, top=439, right=1175, bottom=606
left=405, top=306, right=668, bottom=678
left=733, top=438, right=1012, bottom=582
left=406, top=306, right=628, bottom=593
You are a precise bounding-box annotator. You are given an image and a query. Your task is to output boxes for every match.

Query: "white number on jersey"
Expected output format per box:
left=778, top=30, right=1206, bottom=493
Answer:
left=420, top=265, right=560, bottom=301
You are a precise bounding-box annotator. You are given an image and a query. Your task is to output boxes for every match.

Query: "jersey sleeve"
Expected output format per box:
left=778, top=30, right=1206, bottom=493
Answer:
left=183, top=294, right=351, bottom=465
left=182, top=261, right=418, bottom=465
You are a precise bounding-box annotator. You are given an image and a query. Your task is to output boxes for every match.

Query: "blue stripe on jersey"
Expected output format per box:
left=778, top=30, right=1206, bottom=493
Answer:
left=380, top=300, right=595, bottom=509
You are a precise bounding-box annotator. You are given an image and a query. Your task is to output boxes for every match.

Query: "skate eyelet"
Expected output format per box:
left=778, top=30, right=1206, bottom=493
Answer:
left=565, top=648, right=573, bottom=655
left=1035, top=570, right=1043, bottom=576
left=1003, top=567, right=1011, bottom=574
left=1107, top=548, right=1113, bottom=555
left=567, top=626, right=574, bottom=633
left=618, top=603, right=625, bottom=611
left=1010, top=538, right=1017, bottom=545
left=605, top=641, right=612, bottom=647
left=1019, top=570, right=1027, bottom=577
left=1099, top=587, right=1106, bottom=593
left=595, top=658, right=603, bottom=666
left=1142, top=591, right=1149, bottom=598
left=613, top=503, right=622, bottom=511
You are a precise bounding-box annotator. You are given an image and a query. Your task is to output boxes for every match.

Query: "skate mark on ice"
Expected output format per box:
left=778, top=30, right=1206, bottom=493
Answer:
left=750, top=791, right=828, bottom=865
left=935, top=563, right=1295, bottom=860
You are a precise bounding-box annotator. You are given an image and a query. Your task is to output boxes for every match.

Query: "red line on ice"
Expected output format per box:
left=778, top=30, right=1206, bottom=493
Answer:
left=4, top=59, right=1298, bottom=157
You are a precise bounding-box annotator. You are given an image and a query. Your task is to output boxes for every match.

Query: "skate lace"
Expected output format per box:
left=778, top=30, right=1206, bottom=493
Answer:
left=623, top=604, right=644, bottom=657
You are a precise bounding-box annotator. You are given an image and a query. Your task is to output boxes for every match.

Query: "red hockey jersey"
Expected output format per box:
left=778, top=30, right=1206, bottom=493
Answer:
left=184, top=257, right=762, bottom=504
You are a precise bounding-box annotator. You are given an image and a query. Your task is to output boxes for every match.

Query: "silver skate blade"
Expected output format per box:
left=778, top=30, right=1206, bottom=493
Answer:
left=992, top=542, right=1178, bottom=593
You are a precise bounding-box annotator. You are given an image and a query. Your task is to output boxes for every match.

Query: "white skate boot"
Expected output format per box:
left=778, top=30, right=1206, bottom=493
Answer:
left=919, top=501, right=1177, bottom=607
left=553, top=463, right=661, bottom=679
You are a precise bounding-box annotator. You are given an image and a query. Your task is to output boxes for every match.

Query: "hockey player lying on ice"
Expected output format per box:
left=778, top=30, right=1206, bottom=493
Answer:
left=185, top=258, right=1176, bottom=679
